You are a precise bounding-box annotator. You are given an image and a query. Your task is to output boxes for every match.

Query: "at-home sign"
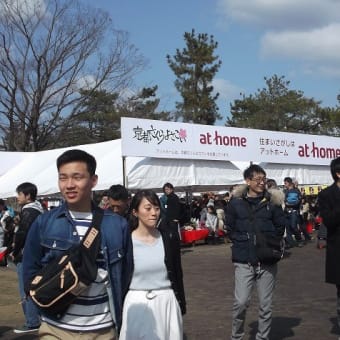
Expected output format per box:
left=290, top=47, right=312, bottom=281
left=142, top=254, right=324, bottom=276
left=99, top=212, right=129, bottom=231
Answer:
left=121, top=117, right=339, bottom=166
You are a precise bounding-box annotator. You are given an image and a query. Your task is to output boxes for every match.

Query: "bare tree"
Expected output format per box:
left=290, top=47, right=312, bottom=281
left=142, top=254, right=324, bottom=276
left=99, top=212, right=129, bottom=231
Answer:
left=0, top=0, right=146, bottom=150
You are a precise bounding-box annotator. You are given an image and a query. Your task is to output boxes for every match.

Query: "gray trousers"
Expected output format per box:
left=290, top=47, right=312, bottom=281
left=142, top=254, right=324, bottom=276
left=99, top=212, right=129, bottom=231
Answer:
left=231, top=262, right=277, bottom=340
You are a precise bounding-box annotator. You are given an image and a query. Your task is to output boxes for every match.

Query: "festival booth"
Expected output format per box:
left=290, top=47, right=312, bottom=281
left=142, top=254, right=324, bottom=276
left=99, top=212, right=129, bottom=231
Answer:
left=121, top=117, right=339, bottom=244
left=0, top=118, right=337, bottom=196
left=0, top=140, right=243, bottom=198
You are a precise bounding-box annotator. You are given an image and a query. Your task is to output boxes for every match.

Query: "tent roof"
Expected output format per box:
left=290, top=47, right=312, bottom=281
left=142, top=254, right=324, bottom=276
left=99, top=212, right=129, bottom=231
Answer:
left=0, top=140, right=332, bottom=198
left=127, top=157, right=243, bottom=192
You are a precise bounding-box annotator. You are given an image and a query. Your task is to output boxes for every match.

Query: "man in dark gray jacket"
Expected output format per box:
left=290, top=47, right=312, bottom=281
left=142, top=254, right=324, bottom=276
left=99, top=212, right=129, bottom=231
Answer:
left=226, top=165, right=285, bottom=340
left=318, top=156, right=340, bottom=335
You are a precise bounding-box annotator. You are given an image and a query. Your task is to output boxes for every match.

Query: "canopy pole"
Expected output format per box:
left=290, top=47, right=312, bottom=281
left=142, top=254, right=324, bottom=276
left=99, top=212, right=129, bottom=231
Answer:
left=122, top=156, right=127, bottom=187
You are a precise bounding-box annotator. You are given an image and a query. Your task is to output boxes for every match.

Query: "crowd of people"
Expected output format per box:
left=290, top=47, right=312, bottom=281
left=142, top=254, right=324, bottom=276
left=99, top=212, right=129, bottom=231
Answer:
left=0, top=150, right=339, bottom=340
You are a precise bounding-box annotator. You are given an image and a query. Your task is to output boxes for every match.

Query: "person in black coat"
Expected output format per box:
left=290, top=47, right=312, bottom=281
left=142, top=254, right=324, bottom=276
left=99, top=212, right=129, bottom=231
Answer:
left=226, top=165, right=285, bottom=340
left=162, top=182, right=181, bottom=228
left=317, top=156, right=340, bottom=332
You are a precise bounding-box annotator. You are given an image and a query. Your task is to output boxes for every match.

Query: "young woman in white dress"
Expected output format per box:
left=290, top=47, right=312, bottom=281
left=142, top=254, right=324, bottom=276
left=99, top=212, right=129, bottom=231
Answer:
left=119, top=190, right=186, bottom=340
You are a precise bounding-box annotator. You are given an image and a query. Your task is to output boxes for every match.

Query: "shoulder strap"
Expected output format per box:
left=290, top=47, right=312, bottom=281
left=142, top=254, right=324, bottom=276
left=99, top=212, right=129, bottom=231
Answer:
left=80, top=207, right=104, bottom=252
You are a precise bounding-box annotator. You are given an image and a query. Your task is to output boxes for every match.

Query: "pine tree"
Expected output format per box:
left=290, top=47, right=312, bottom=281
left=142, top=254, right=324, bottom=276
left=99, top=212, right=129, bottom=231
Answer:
left=227, top=75, right=330, bottom=134
left=167, top=29, right=222, bottom=125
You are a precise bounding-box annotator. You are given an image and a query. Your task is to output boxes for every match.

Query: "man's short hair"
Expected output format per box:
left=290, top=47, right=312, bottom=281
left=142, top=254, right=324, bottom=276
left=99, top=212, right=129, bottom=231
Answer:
left=162, top=182, right=174, bottom=191
left=16, top=182, right=38, bottom=200
left=330, top=157, right=340, bottom=182
left=0, top=199, right=5, bottom=207
left=243, top=164, right=266, bottom=180
left=57, top=149, right=96, bottom=176
left=284, top=177, right=293, bottom=184
left=107, top=184, right=129, bottom=201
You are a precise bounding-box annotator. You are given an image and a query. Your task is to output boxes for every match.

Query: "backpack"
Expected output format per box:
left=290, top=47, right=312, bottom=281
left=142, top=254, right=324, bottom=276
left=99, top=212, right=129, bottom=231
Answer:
left=285, top=191, right=301, bottom=206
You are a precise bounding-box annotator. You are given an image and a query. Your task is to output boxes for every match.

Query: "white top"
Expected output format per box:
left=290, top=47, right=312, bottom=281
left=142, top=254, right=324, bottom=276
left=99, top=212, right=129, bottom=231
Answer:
left=129, top=235, right=171, bottom=290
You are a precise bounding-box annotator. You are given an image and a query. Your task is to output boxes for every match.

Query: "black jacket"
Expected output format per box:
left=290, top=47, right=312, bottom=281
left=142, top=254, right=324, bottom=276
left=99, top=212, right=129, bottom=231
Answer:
left=12, top=201, right=44, bottom=263
left=226, top=185, right=286, bottom=265
left=318, top=183, right=340, bottom=284
left=158, top=221, right=186, bottom=314
left=165, top=192, right=181, bottom=223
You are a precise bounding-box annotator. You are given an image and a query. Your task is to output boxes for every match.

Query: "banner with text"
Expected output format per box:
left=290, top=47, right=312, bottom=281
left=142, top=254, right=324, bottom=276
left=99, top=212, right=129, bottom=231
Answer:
left=121, top=117, right=340, bottom=166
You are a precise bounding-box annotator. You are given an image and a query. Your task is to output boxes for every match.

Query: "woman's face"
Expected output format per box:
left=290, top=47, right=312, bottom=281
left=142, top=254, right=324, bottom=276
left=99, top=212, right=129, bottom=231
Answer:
left=133, top=197, right=160, bottom=229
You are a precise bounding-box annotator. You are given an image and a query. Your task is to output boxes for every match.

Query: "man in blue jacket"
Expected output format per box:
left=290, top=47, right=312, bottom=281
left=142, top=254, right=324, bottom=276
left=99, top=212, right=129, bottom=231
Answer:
left=226, top=165, right=285, bottom=340
left=23, top=149, right=133, bottom=339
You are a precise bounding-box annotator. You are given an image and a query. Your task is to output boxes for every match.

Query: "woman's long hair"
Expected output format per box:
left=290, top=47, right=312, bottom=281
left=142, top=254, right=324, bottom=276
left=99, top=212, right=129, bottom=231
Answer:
left=128, top=190, right=161, bottom=232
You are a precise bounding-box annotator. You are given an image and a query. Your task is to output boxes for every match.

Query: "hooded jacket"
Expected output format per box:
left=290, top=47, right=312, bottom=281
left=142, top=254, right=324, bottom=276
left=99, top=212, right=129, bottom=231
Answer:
left=226, top=185, right=286, bottom=265
left=12, top=200, right=44, bottom=263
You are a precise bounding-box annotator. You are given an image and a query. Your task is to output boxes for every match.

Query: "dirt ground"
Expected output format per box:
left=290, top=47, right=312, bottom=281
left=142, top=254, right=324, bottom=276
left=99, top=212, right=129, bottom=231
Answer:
left=0, top=264, right=37, bottom=339
left=0, top=235, right=339, bottom=339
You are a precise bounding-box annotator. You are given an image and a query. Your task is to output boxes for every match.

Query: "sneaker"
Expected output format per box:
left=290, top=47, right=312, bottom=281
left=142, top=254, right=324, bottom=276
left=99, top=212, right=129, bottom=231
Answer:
left=0, top=247, right=7, bottom=262
left=13, top=325, right=39, bottom=334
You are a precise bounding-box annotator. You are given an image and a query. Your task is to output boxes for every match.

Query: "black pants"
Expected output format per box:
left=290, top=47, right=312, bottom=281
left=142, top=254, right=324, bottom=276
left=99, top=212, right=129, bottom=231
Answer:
left=337, top=285, right=340, bottom=330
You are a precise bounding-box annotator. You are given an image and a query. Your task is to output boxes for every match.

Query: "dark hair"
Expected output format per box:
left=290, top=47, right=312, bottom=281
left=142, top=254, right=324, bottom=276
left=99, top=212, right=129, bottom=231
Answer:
left=16, top=182, right=38, bottom=200
left=330, top=157, right=340, bottom=182
left=0, top=199, right=5, bottom=206
left=284, top=177, right=293, bottom=184
left=243, top=164, right=266, bottom=180
left=207, top=205, right=216, bottom=213
left=162, top=182, right=174, bottom=192
left=57, top=149, right=96, bottom=176
left=266, top=178, right=277, bottom=189
left=108, top=184, right=129, bottom=201
left=129, top=190, right=160, bottom=232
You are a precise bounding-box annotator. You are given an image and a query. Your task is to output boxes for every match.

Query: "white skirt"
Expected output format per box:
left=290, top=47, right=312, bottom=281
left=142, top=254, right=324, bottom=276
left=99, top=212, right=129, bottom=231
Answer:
left=119, top=288, right=183, bottom=340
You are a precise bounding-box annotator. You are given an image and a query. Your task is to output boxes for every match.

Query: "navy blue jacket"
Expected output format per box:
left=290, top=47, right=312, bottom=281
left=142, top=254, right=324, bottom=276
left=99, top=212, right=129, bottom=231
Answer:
left=226, top=185, right=286, bottom=265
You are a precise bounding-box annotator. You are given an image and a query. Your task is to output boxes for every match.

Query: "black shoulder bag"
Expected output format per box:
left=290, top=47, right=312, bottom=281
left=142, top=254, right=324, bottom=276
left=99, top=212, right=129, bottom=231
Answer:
left=29, top=208, right=104, bottom=318
left=247, top=202, right=284, bottom=265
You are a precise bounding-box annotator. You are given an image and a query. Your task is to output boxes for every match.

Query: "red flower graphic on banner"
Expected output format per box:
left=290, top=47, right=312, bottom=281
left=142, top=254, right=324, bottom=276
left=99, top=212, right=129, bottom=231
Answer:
left=178, top=129, right=187, bottom=140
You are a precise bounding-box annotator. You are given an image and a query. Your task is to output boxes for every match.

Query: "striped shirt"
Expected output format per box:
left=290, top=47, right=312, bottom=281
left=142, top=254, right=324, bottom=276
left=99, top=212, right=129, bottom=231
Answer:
left=43, top=210, right=113, bottom=331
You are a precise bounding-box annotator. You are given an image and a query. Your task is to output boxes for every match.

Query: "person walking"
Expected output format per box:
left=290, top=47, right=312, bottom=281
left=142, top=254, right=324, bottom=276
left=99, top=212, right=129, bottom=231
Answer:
left=22, top=149, right=133, bottom=339
left=0, top=199, right=15, bottom=256
left=10, top=182, right=44, bottom=334
left=161, top=182, right=181, bottom=229
left=119, top=189, right=186, bottom=340
left=283, top=177, right=304, bottom=248
left=107, top=184, right=130, bottom=218
left=317, top=156, right=340, bottom=335
left=226, top=164, right=285, bottom=340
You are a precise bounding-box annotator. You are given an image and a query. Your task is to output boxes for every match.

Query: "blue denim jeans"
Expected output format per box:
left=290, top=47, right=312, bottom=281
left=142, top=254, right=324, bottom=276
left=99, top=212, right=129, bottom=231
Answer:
left=16, top=262, right=41, bottom=328
left=285, top=210, right=302, bottom=246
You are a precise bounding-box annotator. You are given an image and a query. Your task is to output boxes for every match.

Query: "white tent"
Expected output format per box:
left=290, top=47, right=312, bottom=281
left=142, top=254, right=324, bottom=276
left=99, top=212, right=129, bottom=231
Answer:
left=0, top=140, right=333, bottom=198
left=0, top=140, right=126, bottom=198
left=127, top=157, right=243, bottom=192
left=259, top=162, right=332, bottom=186
left=0, top=140, right=243, bottom=198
